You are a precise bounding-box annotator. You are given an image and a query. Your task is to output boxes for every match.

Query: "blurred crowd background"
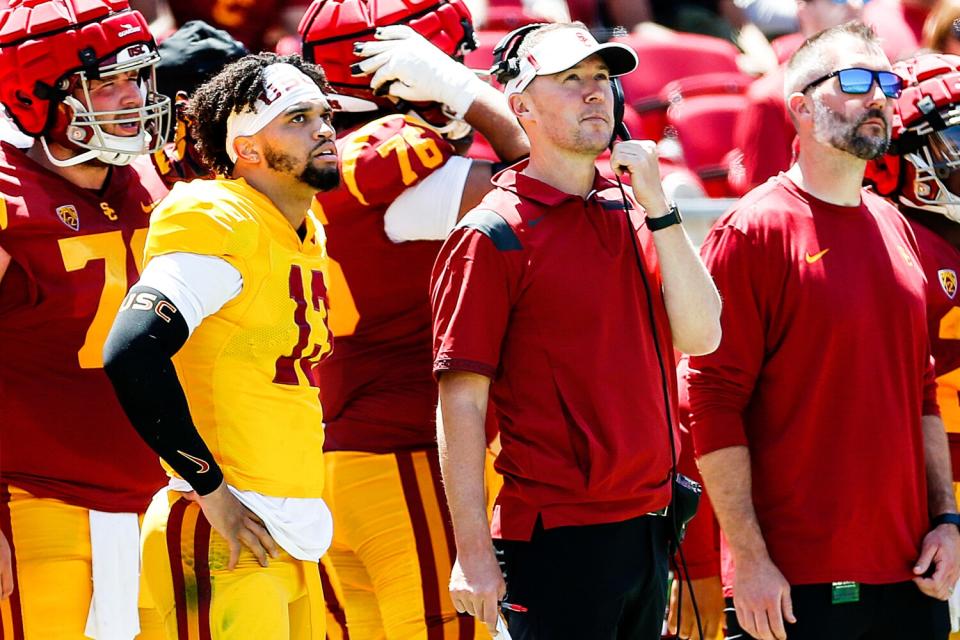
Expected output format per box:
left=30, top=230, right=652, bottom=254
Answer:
left=3, top=0, right=953, bottom=214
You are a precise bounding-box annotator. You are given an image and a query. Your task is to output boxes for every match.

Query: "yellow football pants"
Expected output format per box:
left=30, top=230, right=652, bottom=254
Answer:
left=321, top=449, right=501, bottom=640
left=0, top=483, right=163, bottom=639
left=141, top=490, right=326, bottom=640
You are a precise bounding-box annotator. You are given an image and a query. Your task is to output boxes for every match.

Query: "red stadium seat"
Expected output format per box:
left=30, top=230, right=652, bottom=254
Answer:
left=634, top=70, right=753, bottom=142
left=666, top=92, right=748, bottom=197
left=660, top=71, right=753, bottom=104
left=612, top=31, right=741, bottom=102
left=771, top=32, right=803, bottom=65
left=611, top=31, right=741, bottom=141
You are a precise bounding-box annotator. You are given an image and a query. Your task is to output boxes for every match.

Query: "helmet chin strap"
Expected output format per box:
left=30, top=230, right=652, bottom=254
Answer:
left=39, top=136, right=100, bottom=167
left=900, top=191, right=960, bottom=224
left=90, top=129, right=150, bottom=165
left=41, top=95, right=153, bottom=167
left=39, top=130, right=148, bottom=167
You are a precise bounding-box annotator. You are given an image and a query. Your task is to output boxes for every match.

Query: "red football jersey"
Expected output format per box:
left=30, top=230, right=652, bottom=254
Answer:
left=0, top=143, right=168, bottom=512
left=314, top=114, right=456, bottom=452
left=910, top=219, right=960, bottom=480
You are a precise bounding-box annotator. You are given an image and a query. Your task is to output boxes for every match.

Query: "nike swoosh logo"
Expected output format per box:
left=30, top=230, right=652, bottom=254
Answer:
left=141, top=200, right=158, bottom=214
left=177, top=450, right=211, bottom=474
left=805, top=248, right=830, bottom=264
left=527, top=214, right=546, bottom=228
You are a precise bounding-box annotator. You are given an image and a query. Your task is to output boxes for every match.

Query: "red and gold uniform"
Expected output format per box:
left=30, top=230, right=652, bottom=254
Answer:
left=314, top=114, right=486, bottom=639
left=910, top=219, right=960, bottom=639
left=0, top=141, right=168, bottom=638
left=139, top=177, right=332, bottom=640
left=911, top=220, right=960, bottom=476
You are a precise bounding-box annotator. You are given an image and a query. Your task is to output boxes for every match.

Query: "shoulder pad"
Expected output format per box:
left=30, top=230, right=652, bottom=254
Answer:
left=145, top=181, right=259, bottom=263
left=336, top=113, right=455, bottom=207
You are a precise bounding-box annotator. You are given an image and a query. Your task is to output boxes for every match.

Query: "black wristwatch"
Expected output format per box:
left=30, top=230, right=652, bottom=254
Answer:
left=931, top=512, right=960, bottom=531
left=646, top=202, right=683, bottom=232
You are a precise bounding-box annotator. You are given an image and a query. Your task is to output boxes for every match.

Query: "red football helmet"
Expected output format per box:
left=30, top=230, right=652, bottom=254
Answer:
left=866, top=53, right=960, bottom=222
left=299, top=0, right=476, bottom=131
left=0, top=0, right=171, bottom=166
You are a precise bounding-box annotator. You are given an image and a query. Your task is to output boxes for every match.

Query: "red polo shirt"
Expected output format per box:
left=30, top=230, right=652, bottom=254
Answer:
left=431, top=162, right=678, bottom=541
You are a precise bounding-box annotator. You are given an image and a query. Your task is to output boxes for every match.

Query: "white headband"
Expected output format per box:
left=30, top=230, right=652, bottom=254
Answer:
left=225, top=63, right=327, bottom=163
left=503, top=28, right=638, bottom=96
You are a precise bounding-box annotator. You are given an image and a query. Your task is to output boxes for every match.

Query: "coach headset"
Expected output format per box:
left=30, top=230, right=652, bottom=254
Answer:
left=489, top=23, right=631, bottom=144
left=489, top=24, right=705, bottom=638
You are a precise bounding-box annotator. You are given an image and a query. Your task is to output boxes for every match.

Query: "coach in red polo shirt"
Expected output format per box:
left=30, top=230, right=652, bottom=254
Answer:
left=429, top=22, right=722, bottom=639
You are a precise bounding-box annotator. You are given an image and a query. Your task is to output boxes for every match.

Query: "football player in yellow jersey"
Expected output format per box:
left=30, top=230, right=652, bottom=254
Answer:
left=103, top=53, right=342, bottom=639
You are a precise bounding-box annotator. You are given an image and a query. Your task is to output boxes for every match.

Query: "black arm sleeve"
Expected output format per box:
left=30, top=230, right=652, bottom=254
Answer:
left=103, top=285, right=224, bottom=496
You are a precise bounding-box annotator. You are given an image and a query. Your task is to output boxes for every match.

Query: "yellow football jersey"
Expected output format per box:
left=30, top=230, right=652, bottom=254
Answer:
left=144, top=177, right=331, bottom=498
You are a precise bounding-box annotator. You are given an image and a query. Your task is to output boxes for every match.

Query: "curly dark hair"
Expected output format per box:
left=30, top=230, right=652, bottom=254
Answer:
left=188, top=53, right=331, bottom=175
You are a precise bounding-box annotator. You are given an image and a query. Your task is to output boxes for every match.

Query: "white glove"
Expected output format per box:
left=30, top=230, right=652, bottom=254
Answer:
left=353, top=24, right=481, bottom=119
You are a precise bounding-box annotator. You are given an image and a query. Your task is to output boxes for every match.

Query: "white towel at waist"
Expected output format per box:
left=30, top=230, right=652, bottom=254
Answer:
left=167, top=478, right=332, bottom=562
left=84, top=510, right=141, bottom=640
left=950, top=576, right=960, bottom=632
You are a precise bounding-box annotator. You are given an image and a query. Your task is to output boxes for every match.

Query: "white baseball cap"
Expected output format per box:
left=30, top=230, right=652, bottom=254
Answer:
left=504, top=27, right=638, bottom=96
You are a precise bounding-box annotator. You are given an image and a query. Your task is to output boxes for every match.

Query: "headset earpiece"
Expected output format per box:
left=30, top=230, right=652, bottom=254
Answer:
left=610, top=77, right=630, bottom=147
left=490, top=25, right=631, bottom=146
left=489, top=23, right=547, bottom=86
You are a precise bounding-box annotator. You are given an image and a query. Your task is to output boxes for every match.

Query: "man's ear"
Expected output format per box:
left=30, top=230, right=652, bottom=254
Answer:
left=509, top=92, right=532, bottom=121
left=234, top=136, right=260, bottom=163
left=787, top=91, right=811, bottom=124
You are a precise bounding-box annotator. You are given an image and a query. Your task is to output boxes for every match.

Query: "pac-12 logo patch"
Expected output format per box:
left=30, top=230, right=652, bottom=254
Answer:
left=939, top=269, right=958, bottom=299
left=56, top=205, right=79, bottom=231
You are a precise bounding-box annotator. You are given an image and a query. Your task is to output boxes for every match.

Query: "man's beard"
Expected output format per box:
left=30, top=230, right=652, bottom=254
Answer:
left=300, top=162, right=340, bottom=191
left=813, top=98, right=890, bottom=160
left=265, top=144, right=340, bottom=192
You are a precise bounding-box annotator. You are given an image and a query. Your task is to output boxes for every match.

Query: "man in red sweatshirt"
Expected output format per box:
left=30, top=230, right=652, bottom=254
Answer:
left=688, top=22, right=959, bottom=640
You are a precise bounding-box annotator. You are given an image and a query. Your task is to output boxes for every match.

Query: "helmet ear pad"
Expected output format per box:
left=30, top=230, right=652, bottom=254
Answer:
left=298, top=0, right=476, bottom=112
left=46, top=99, right=80, bottom=148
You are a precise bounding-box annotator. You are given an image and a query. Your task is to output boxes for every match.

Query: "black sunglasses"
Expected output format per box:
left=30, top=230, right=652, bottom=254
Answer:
left=801, top=67, right=904, bottom=98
